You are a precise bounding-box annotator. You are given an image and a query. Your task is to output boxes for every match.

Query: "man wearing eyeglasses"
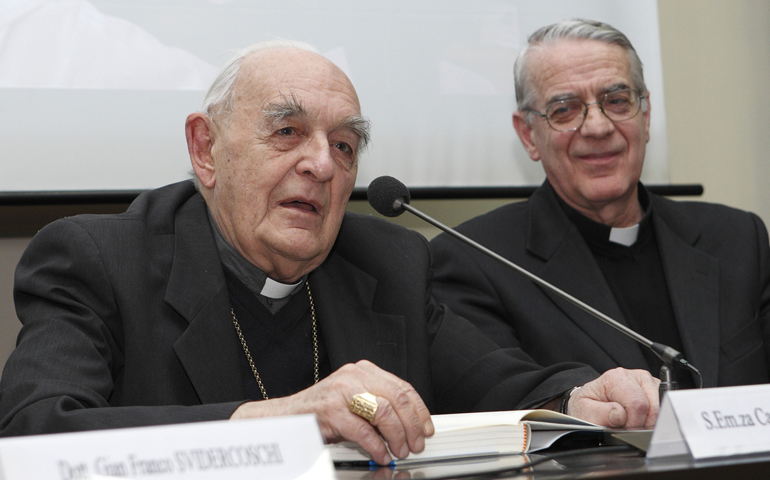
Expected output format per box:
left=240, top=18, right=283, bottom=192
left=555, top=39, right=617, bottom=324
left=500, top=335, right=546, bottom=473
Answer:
left=431, top=18, right=770, bottom=390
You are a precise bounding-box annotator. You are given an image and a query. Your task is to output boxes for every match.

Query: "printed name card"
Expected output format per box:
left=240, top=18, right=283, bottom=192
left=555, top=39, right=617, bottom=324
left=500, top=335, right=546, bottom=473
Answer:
left=647, top=384, right=770, bottom=462
left=0, top=415, right=334, bottom=480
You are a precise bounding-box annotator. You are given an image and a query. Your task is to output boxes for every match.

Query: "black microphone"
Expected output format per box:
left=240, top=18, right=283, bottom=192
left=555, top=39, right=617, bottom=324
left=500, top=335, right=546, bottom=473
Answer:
left=367, top=175, right=411, bottom=217
left=367, top=175, right=703, bottom=392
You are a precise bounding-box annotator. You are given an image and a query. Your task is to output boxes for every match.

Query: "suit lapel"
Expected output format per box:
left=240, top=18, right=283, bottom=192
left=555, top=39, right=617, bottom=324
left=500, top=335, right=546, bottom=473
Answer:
left=164, top=194, right=245, bottom=403
left=309, top=251, right=408, bottom=379
left=652, top=197, right=720, bottom=387
left=527, top=184, right=649, bottom=369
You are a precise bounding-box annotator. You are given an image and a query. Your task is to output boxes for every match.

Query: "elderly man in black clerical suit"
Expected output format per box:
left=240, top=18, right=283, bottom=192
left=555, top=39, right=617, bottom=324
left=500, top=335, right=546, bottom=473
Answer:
left=0, top=39, right=659, bottom=466
left=431, top=19, right=770, bottom=391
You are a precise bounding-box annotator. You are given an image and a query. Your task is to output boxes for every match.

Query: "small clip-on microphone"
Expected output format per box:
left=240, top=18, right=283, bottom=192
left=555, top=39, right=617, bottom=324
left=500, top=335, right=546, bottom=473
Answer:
left=367, top=175, right=703, bottom=399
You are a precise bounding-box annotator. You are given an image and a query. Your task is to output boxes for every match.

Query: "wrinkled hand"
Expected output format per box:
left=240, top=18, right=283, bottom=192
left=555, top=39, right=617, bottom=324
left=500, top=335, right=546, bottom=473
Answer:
left=568, top=368, right=660, bottom=429
left=230, top=360, right=434, bottom=465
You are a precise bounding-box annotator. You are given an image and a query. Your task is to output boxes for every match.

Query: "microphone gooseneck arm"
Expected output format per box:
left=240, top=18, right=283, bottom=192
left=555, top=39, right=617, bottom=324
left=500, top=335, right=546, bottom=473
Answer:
left=391, top=196, right=703, bottom=390
left=397, top=200, right=650, bottom=346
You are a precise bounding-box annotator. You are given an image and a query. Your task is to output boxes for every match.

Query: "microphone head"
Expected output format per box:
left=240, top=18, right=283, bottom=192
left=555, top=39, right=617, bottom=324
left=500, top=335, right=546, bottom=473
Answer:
left=367, top=176, right=411, bottom=217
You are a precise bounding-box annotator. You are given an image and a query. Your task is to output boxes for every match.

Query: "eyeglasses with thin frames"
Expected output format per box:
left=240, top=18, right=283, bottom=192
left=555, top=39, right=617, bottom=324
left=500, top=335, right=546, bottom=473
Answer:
left=526, top=88, right=646, bottom=132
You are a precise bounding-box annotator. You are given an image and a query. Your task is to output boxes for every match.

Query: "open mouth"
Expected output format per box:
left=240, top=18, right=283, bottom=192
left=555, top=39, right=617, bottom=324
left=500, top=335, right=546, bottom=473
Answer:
left=281, top=200, right=318, bottom=213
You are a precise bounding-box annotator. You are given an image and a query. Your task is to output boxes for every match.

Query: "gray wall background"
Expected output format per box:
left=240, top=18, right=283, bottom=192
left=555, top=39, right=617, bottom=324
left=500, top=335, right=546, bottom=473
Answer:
left=1, top=0, right=769, bottom=372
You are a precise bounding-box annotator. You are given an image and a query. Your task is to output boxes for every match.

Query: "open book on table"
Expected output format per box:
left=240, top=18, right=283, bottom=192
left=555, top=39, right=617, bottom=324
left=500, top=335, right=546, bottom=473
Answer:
left=329, top=409, right=605, bottom=466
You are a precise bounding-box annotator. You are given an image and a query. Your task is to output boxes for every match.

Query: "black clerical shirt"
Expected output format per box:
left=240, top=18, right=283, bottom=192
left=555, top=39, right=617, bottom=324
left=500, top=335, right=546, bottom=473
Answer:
left=207, top=210, right=332, bottom=399
left=558, top=189, right=695, bottom=388
left=225, top=269, right=332, bottom=400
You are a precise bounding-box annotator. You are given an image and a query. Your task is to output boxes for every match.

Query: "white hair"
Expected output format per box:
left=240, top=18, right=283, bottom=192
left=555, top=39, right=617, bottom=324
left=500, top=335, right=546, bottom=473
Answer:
left=201, top=39, right=320, bottom=122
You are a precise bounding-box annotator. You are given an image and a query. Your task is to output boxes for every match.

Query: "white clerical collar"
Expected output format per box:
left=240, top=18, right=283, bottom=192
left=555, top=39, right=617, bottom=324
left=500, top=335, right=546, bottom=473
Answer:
left=260, top=277, right=304, bottom=299
left=609, top=224, right=640, bottom=247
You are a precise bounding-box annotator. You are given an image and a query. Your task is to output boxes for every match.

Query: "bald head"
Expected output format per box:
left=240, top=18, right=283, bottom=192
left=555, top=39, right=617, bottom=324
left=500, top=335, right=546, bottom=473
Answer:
left=239, top=48, right=357, bottom=103
left=201, top=42, right=368, bottom=151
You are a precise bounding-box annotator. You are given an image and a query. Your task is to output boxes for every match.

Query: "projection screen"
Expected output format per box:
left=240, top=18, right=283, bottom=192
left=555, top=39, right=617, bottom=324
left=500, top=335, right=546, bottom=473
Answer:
left=0, top=0, right=666, bottom=193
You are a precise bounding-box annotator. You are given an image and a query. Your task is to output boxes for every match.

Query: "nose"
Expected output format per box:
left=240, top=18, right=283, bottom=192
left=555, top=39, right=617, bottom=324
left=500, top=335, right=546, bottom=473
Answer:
left=298, top=132, right=335, bottom=182
left=579, top=102, right=614, bottom=138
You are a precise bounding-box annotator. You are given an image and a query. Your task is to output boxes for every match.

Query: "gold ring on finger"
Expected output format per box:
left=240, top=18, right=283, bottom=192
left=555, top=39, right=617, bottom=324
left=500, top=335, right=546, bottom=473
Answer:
left=349, top=392, right=378, bottom=423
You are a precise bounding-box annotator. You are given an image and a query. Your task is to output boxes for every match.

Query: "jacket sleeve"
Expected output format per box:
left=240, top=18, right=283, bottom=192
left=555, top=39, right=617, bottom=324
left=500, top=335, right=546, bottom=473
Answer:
left=430, top=231, right=525, bottom=350
left=421, top=233, right=599, bottom=413
left=750, top=213, right=770, bottom=373
left=0, top=219, right=242, bottom=437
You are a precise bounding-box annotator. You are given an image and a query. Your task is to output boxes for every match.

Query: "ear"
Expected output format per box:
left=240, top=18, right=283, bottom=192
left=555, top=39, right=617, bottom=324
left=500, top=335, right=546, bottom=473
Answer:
left=642, top=92, right=651, bottom=143
left=512, top=111, right=542, bottom=162
left=186, top=113, right=217, bottom=188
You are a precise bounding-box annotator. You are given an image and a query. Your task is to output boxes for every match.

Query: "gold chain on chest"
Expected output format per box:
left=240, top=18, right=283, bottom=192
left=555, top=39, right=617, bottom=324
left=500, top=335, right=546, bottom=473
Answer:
left=231, top=281, right=319, bottom=400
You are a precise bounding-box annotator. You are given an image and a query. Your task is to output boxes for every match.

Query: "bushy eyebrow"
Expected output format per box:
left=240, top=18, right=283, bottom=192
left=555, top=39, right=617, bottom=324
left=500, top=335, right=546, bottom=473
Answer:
left=263, top=93, right=307, bottom=122
left=262, top=93, right=371, bottom=153
left=545, top=83, right=631, bottom=106
left=603, top=83, right=632, bottom=94
left=340, top=115, right=371, bottom=153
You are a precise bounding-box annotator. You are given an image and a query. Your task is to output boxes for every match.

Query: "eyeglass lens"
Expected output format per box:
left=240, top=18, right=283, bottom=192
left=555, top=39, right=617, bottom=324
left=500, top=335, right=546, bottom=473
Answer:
left=545, top=89, right=641, bottom=131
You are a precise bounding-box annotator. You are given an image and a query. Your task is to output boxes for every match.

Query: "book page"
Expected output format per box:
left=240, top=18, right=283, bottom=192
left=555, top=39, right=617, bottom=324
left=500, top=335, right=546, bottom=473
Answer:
left=329, top=409, right=603, bottom=464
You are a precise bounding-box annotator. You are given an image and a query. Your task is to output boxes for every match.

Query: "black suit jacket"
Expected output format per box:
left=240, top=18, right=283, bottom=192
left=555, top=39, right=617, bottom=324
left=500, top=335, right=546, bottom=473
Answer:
left=0, top=181, right=597, bottom=436
left=431, top=182, right=770, bottom=388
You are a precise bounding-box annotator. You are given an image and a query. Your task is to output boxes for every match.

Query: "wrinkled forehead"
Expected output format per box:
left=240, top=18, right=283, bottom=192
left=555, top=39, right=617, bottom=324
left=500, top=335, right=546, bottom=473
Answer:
left=234, top=49, right=361, bottom=118
left=528, top=39, right=633, bottom=101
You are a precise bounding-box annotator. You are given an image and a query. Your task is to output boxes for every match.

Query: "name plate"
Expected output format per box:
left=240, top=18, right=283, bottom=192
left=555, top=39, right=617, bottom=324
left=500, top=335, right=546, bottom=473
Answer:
left=647, top=384, right=770, bottom=461
left=0, top=415, right=334, bottom=480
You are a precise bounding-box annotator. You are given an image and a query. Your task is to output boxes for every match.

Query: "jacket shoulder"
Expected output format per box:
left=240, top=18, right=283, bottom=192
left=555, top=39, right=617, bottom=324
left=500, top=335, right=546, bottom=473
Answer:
left=431, top=200, right=530, bottom=252
left=334, top=212, right=431, bottom=271
left=652, top=193, right=767, bottom=236
left=41, top=181, right=200, bottom=236
left=462, top=199, right=527, bottom=226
